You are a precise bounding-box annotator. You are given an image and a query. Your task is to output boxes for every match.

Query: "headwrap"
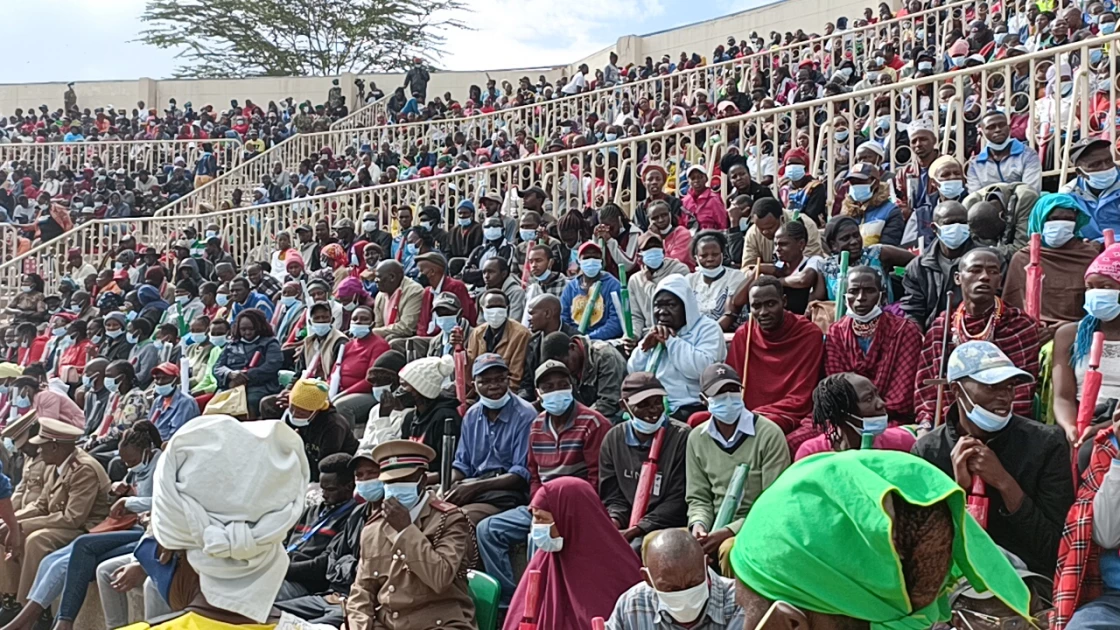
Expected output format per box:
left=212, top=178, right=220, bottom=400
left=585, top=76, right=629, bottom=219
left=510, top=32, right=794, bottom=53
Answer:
left=284, top=249, right=305, bottom=271
left=351, top=239, right=369, bottom=268
left=320, top=243, right=346, bottom=270
left=151, top=415, right=309, bottom=623
left=1028, top=192, right=1090, bottom=239
left=137, top=284, right=169, bottom=312
left=289, top=378, right=330, bottom=411
left=730, top=450, right=1030, bottom=630
left=334, top=276, right=368, bottom=300
left=928, top=155, right=963, bottom=182
left=1087, top=243, right=1120, bottom=281
left=780, top=147, right=810, bottom=178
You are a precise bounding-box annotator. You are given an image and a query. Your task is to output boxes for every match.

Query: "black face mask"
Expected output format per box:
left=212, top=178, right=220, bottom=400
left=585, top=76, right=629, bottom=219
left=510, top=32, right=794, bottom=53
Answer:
left=392, top=387, right=418, bottom=409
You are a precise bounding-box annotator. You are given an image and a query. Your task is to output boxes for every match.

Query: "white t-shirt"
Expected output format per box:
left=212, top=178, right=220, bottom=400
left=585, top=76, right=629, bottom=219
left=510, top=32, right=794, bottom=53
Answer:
left=561, top=73, right=587, bottom=95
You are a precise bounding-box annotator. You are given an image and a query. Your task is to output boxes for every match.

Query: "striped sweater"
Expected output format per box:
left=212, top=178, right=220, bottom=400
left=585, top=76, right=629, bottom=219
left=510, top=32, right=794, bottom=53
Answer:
left=528, top=402, right=610, bottom=498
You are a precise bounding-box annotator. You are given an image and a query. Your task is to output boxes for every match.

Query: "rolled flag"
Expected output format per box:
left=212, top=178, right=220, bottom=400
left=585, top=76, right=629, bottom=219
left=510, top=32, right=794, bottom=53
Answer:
left=578, top=281, right=603, bottom=334
left=834, top=250, right=850, bottom=320
left=967, top=476, right=989, bottom=529
left=453, top=331, right=468, bottom=416
left=327, top=344, right=345, bottom=400
left=618, top=264, right=634, bottom=339
left=591, top=618, right=606, bottom=630
left=440, top=418, right=456, bottom=496
left=646, top=343, right=665, bottom=374
left=1107, top=229, right=1116, bottom=248
left=713, top=463, right=749, bottom=530
left=628, top=427, right=666, bottom=528
left=860, top=432, right=875, bottom=449
left=1076, top=331, right=1106, bottom=440
left=518, top=569, right=543, bottom=630
left=179, top=354, right=191, bottom=394
left=520, top=240, right=536, bottom=288
left=1024, top=233, right=1043, bottom=321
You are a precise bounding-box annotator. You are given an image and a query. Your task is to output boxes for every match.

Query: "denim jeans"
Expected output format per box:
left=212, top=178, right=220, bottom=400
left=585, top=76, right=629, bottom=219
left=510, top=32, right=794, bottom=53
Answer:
left=26, top=543, right=73, bottom=606
left=1069, top=590, right=1120, bottom=629
left=476, top=506, right=532, bottom=606
left=56, top=531, right=143, bottom=622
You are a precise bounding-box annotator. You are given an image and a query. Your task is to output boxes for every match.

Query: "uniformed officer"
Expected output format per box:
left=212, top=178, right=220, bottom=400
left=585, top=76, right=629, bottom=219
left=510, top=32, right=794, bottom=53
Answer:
left=2, top=413, right=43, bottom=511
left=346, top=440, right=476, bottom=630
left=0, top=417, right=110, bottom=603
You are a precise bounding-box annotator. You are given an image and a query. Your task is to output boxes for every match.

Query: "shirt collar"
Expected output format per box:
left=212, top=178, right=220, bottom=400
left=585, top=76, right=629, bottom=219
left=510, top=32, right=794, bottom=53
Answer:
left=976, top=138, right=1024, bottom=162
left=409, top=491, right=432, bottom=523
left=706, top=407, right=756, bottom=447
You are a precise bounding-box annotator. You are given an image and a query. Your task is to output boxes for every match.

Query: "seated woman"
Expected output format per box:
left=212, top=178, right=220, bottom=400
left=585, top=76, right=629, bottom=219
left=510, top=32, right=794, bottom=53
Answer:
left=647, top=200, right=695, bottom=271
left=213, top=308, right=283, bottom=419
left=284, top=379, right=358, bottom=480
left=53, top=319, right=94, bottom=386
left=331, top=305, right=390, bottom=428
left=3, top=422, right=162, bottom=630
left=261, top=303, right=347, bottom=420
left=270, top=281, right=306, bottom=360
left=819, top=215, right=914, bottom=305
left=503, top=477, right=641, bottom=630
left=771, top=221, right=826, bottom=316
left=161, top=277, right=205, bottom=337
left=796, top=373, right=917, bottom=461
left=335, top=277, right=374, bottom=331
left=98, top=312, right=133, bottom=363
left=6, top=274, right=46, bottom=325
left=126, top=318, right=160, bottom=390
left=687, top=230, right=747, bottom=330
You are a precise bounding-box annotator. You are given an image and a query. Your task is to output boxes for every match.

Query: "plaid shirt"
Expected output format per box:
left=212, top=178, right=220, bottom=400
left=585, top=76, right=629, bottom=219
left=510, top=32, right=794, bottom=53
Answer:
left=605, top=569, right=743, bottom=630
left=913, top=304, right=1039, bottom=428
left=251, top=272, right=284, bottom=301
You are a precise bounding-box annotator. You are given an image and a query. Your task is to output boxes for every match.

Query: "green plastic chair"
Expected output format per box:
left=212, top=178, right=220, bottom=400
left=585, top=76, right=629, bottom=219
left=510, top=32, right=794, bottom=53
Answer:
left=468, top=569, right=501, bottom=630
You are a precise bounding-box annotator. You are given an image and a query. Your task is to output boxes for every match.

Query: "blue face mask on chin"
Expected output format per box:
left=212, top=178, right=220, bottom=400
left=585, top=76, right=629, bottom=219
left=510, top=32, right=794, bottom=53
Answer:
left=959, top=388, right=1011, bottom=432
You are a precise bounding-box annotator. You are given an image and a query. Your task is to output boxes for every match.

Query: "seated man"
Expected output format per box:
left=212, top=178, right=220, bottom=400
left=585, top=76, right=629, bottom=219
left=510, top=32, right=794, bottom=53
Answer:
left=462, top=290, right=531, bottom=392
left=228, top=276, right=274, bottom=321
left=444, top=354, right=536, bottom=524
left=0, top=418, right=110, bottom=606
left=913, top=248, right=1039, bottom=429
left=913, top=341, right=1073, bottom=575
left=479, top=257, right=526, bottom=323
left=686, top=363, right=790, bottom=576
left=276, top=450, right=383, bottom=627
left=519, top=294, right=578, bottom=403
left=600, top=373, right=690, bottom=555
left=9, top=376, right=84, bottom=430
left=279, top=453, right=357, bottom=601
left=824, top=266, right=923, bottom=422
left=741, top=197, right=824, bottom=274
left=346, top=440, right=475, bottom=630
left=725, top=276, right=823, bottom=453
left=372, top=259, right=423, bottom=342
left=628, top=232, right=691, bottom=336
left=146, top=362, right=200, bottom=442
left=561, top=241, right=623, bottom=340
left=541, top=331, right=626, bottom=422
left=731, top=450, right=1033, bottom=629
left=627, top=276, right=727, bottom=420
left=5, top=415, right=44, bottom=512
left=606, top=529, right=742, bottom=629
left=415, top=252, right=476, bottom=336
left=424, top=292, right=473, bottom=359
left=78, top=358, right=111, bottom=439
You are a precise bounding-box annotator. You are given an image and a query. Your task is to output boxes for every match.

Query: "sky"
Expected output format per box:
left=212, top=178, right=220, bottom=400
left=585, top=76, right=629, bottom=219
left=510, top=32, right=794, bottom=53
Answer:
left=6, top=0, right=771, bottom=83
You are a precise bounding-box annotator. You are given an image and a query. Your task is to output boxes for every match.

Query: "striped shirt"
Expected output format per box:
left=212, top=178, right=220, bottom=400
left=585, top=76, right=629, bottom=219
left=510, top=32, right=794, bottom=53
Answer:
left=605, top=568, right=743, bottom=630
left=528, top=402, right=610, bottom=498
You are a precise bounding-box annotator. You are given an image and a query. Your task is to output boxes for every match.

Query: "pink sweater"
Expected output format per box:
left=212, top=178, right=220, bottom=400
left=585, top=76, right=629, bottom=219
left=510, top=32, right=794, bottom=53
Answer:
left=794, top=427, right=917, bottom=461
left=681, top=188, right=729, bottom=230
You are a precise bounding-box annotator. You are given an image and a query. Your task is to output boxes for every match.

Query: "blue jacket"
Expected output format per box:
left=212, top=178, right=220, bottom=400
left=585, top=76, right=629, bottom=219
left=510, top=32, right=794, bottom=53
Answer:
left=561, top=272, right=623, bottom=340
left=1061, top=171, right=1120, bottom=241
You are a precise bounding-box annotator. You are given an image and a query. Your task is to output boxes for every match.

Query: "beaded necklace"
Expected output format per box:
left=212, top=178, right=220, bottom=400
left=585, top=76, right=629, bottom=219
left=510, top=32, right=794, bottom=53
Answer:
left=952, top=297, right=1004, bottom=344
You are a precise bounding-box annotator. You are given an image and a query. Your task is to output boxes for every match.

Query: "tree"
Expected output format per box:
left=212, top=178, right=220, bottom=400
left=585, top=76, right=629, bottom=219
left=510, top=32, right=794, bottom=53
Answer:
left=136, top=0, right=466, bottom=79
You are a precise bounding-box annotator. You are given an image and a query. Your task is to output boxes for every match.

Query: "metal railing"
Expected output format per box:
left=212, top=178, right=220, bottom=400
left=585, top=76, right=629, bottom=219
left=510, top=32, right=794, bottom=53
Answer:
left=6, top=32, right=1114, bottom=299
left=330, top=91, right=392, bottom=131
left=152, top=0, right=983, bottom=220
left=0, top=138, right=245, bottom=183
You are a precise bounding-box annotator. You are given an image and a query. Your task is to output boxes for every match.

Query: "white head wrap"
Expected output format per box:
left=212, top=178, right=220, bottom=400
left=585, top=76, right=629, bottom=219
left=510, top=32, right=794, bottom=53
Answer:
left=906, top=116, right=936, bottom=139
left=151, top=415, right=310, bottom=622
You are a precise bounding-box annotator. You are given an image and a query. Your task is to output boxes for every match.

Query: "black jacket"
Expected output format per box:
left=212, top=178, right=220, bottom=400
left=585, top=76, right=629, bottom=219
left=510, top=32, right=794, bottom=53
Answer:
left=911, top=410, right=1073, bottom=574
left=286, top=502, right=373, bottom=594
left=900, top=238, right=976, bottom=331
left=402, top=396, right=462, bottom=474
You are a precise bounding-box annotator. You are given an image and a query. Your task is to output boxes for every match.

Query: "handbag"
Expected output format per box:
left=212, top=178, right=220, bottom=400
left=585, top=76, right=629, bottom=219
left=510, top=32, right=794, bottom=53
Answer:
left=89, top=512, right=139, bottom=533
left=204, top=385, right=248, bottom=416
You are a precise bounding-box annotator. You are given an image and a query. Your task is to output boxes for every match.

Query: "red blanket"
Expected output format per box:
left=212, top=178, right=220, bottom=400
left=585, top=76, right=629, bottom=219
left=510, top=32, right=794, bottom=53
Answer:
left=825, top=312, right=923, bottom=422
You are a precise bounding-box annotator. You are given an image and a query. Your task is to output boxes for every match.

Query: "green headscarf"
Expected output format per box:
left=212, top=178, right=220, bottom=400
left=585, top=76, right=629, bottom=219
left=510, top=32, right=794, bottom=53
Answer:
left=1027, top=192, right=1090, bottom=246
left=729, top=450, right=1030, bottom=630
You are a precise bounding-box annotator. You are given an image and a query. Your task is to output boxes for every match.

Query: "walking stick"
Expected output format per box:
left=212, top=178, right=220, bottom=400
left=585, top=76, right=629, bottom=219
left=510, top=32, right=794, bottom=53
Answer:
left=629, top=427, right=666, bottom=528
left=520, top=240, right=536, bottom=288
left=924, top=292, right=954, bottom=428
left=518, top=569, right=543, bottom=630
left=440, top=418, right=456, bottom=496
left=452, top=330, right=468, bottom=416
left=1024, top=233, right=1043, bottom=321
left=834, top=250, right=851, bottom=320
left=741, top=258, right=762, bottom=389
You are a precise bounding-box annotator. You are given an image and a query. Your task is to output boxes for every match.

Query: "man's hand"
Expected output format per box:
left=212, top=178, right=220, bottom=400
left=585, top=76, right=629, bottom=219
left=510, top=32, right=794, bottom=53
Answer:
left=228, top=371, right=249, bottom=388
left=4, top=523, right=20, bottom=562
left=621, top=526, right=643, bottom=542
left=967, top=443, right=1013, bottom=490
left=110, top=481, right=132, bottom=498
left=950, top=436, right=982, bottom=489
left=110, top=562, right=147, bottom=592
left=381, top=497, right=412, bottom=532
left=443, top=481, right=477, bottom=506
left=690, top=522, right=708, bottom=541
left=448, top=327, right=464, bottom=348
left=639, top=328, right=666, bottom=352
left=701, top=527, right=734, bottom=555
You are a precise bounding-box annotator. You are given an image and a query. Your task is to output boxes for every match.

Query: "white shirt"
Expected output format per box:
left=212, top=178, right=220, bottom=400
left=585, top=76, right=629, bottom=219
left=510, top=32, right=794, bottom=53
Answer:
left=561, top=73, right=587, bottom=95
left=706, top=407, right=756, bottom=448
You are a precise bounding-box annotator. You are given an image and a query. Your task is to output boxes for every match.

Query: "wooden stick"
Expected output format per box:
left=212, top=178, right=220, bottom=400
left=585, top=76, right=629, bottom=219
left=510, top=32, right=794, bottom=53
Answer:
left=741, top=258, right=762, bottom=388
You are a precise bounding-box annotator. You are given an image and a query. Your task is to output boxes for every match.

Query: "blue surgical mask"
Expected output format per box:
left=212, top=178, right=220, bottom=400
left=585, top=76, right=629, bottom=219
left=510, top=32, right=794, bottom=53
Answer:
left=383, top=481, right=421, bottom=509
left=106, top=329, right=124, bottom=339
left=480, top=391, right=511, bottom=409
left=1085, top=288, right=1120, bottom=321
left=533, top=269, right=552, bottom=282
left=785, top=164, right=806, bottom=181
left=175, top=295, right=190, bottom=306
left=519, top=229, right=537, bottom=242
left=436, top=315, right=458, bottom=333
left=1042, top=220, right=1077, bottom=248
left=835, top=130, right=850, bottom=142
left=708, top=393, right=745, bottom=424
left=1103, top=21, right=1117, bottom=34
left=630, top=413, right=666, bottom=435
left=986, top=138, right=1011, bottom=151
left=155, top=383, right=175, bottom=397
left=1061, top=83, right=1074, bottom=97
left=849, top=183, right=873, bottom=202
left=209, top=334, right=228, bottom=348
left=1091, top=49, right=1104, bottom=65
left=51, top=327, right=66, bottom=337
left=1099, top=79, right=1114, bottom=94
left=951, top=55, right=967, bottom=67
left=281, top=296, right=299, bottom=308
left=918, top=61, right=933, bottom=71
left=938, top=179, right=964, bottom=199
left=531, top=522, right=564, bottom=553
left=311, top=322, right=333, bottom=337
left=216, top=294, right=230, bottom=307
left=458, top=217, right=473, bottom=228
left=641, top=248, right=665, bottom=269
left=876, top=116, right=891, bottom=130
left=355, top=479, right=384, bottom=502
left=852, top=413, right=889, bottom=436
left=937, top=223, right=971, bottom=249
left=960, top=387, right=1012, bottom=432
left=1083, top=167, right=1119, bottom=190
left=104, top=377, right=119, bottom=393
left=125, top=333, right=138, bottom=344
left=483, top=226, right=503, bottom=241
left=12, top=394, right=30, bottom=409
left=700, top=265, right=725, bottom=278
left=82, top=375, right=92, bottom=389
left=539, top=389, right=574, bottom=415
left=605, top=132, right=618, bottom=141
left=126, top=311, right=138, bottom=322
left=0, top=385, right=9, bottom=395
left=349, top=324, right=371, bottom=338
left=405, top=243, right=419, bottom=255
left=371, top=384, right=391, bottom=402
left=579, top=258, right=603, bottom=277
left=90, top=334, right=103, bottom=345
left=188, top=332, right=207, bottom=344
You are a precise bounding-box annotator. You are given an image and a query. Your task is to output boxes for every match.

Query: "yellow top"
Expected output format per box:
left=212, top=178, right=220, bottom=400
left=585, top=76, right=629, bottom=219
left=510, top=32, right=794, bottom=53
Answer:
left=119, top=612, right=274, bottom=630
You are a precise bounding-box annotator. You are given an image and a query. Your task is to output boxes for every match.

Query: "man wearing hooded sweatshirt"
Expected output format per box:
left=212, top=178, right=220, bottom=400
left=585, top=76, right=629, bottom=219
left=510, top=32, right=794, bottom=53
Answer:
left=627, top=275, right=727, bottom=420
left=628, top=232, right=691, bottom=337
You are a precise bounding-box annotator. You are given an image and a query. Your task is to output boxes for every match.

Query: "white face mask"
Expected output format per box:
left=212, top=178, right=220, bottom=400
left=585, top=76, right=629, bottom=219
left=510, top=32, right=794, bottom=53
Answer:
left=646, top=570, right=710, bottom=624
left=483, top=307, right=508, bottom=328
left=847, top=300, right=882, bottom=323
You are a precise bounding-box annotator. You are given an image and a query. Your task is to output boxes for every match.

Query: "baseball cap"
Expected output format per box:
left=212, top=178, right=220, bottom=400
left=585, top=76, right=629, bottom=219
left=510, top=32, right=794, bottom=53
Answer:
left=472, top=353, right=509, bottom=378
left=700, top=363, right=742, bottom=397
left=1070, top=137, right=1111, bottom=163
left=947, top=341, right=1034, bottom=386
left=845, top=162, right=880, bottom=182
left=415, top=251, right=448, bottom=269
left=518, top=186, right=546, bottom=199
left=621, top=372, right=668, bottom=406
left=535, top=359, right=571, bottom=385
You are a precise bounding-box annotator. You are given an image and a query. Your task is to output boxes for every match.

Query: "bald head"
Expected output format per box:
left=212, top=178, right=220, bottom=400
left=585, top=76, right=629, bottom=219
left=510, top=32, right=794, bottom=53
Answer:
left=527, top=294, right=562, bottom=335
left=644, top=529, right=706, bottom=592
left=376, top=259, right=404, bottom=294
left=967, top=201, right=1005, bottom=241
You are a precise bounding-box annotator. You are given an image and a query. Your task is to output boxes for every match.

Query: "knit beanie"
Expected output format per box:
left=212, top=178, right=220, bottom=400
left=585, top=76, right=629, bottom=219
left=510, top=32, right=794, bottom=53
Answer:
left=399, top=355, right=455, bottom=400
left=290, top=378, right=330, bottom=411
left=373, top=350, right=407, bottom=373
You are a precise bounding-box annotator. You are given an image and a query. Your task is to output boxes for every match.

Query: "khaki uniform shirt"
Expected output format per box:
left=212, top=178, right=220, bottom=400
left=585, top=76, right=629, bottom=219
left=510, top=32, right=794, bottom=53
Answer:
left=16, top=449, right=111, bottom=534
left=11, top=456, right=47, bottom=512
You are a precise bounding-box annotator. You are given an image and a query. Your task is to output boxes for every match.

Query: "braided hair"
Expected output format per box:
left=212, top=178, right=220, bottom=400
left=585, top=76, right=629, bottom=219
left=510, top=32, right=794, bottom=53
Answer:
left=120, top=421, right=161, bottom=451
left=811, top=373, right=859, bottom=435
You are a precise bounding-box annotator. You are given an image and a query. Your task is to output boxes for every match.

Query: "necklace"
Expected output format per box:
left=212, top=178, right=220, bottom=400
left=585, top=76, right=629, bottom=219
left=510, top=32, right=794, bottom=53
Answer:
left=952, top=298, right=1004, bottom=344
left=851, top=317, right=878, bottom=338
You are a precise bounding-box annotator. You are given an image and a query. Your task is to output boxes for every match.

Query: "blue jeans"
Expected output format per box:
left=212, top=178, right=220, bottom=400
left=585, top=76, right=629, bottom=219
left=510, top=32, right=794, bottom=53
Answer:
left=26, top=544, right=73, bottom=606
left=1070, top=590, right=1120, bottom=629
left=56, top=531, right=144, bottom=622
left=476, top=506, right=531, bottom=606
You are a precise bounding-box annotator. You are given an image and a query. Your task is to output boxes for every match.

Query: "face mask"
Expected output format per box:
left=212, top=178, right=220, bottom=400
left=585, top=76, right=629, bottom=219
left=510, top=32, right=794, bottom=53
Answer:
left=838, top=67, right=853, bottom=79
left=483, top=307, right=508, bottom=328
left=641, top=248, right=665, bottom=269
left=457, top=217, right=473, bottom=227
left=13, top=395, right=30, bottom=409
left=216, top=294, right=230, bottom=307
left=371, top=384, right=391, bottom=403
left=67, top=305, right=82, bottom=314
left=531, top=522, right=564, bottom=552
left=985, top=135, right=1012, bottom=151
left=0, top=386, right=8, bottom=395
left=125, top=333, right=138, bottom=344
left=1083, top=167, right=1119, bottom=190
left=951, top=55, right=967, bottom=67
left=405, top=243, right=419, bottom=255
left=350, top=324, right=371, bottom=338
left=1085, top=288, right=1120, bottom=320
left=1061, top=83, right=1074, bottom=97
left=1042, top=220, right=1077, bottom=248
left=785, top=164, right=806, bottom=181
left=519, top=229, right=537, bottom=243
left=696, top=264, right=724, bottom=279
left=579, top=258, right=603, bottom=277
left=82, top=375, right=92, bottom=389
left=419, top=221, right=434, bottom=231
left=126, top=311, right=138, bottom=322
left=483, top=226, right=503, bottom=241
left=630, top=413, right=666, bottom=435
left=1103, top=22, right=1117, bottom=34
left=937, top=223, right=971, bottom=249
left=311, top=322, right=333, bottom=337
left=436, top=315, right=459, bottom=334
left=114, top=263, right=125, bottom=272
left=1099, top=79, right=1113, bottom=94
left=90, top=335, right=103, bottom=345
left=362, top=220, right=377, bottom=232
left=281, top=296, right=299, bottom=308
left=205, top=230, right=218, bottom=239
left=355, top=479, right=384, bottom=502
left=918, top=61, right=933, bottom=71
left=480, top=391, right=511, bottom=409
left=183, top=331, right=205, bottom=346
left=851, top=412, right=889, bottom=436
left=835, top=130, right=849, bottom=142
left=209, top=334, right=228, bottom=348
left=605, top=132, right=618, bottom=142
left=938, top=179, right=965, bottom=199
left=155, top=382, right=175, bottom=397
left=849, top=183, right=873, bottom=202
left=539, top=389, right=574, bottom=415
left=383, top=481, right=421, bottom=509
left=708, top=393, right=744, bottom=424
left=106, top=328, right=124, bottom=339
left=50, top=326, right=67, bottom=338
left=876, top=115, right=891, bottom=130
left=1091, top=49, right=1104, bottom=65
left=650, top=574, right=710, bottom=624
left=848, top=300, right=883, bottom=323
left=343, top=301, right=359, bottom=312
left=738, top=217, right=750, bottom=232
left=960, top=387, right=1012, bottom=432
left=104, top=377, right=119, bottom=393
left=671, top=114, right=683, bottom=125
left=866, top=71, right=880, bottom=82
left=5, top=341, right=15, bottom=349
